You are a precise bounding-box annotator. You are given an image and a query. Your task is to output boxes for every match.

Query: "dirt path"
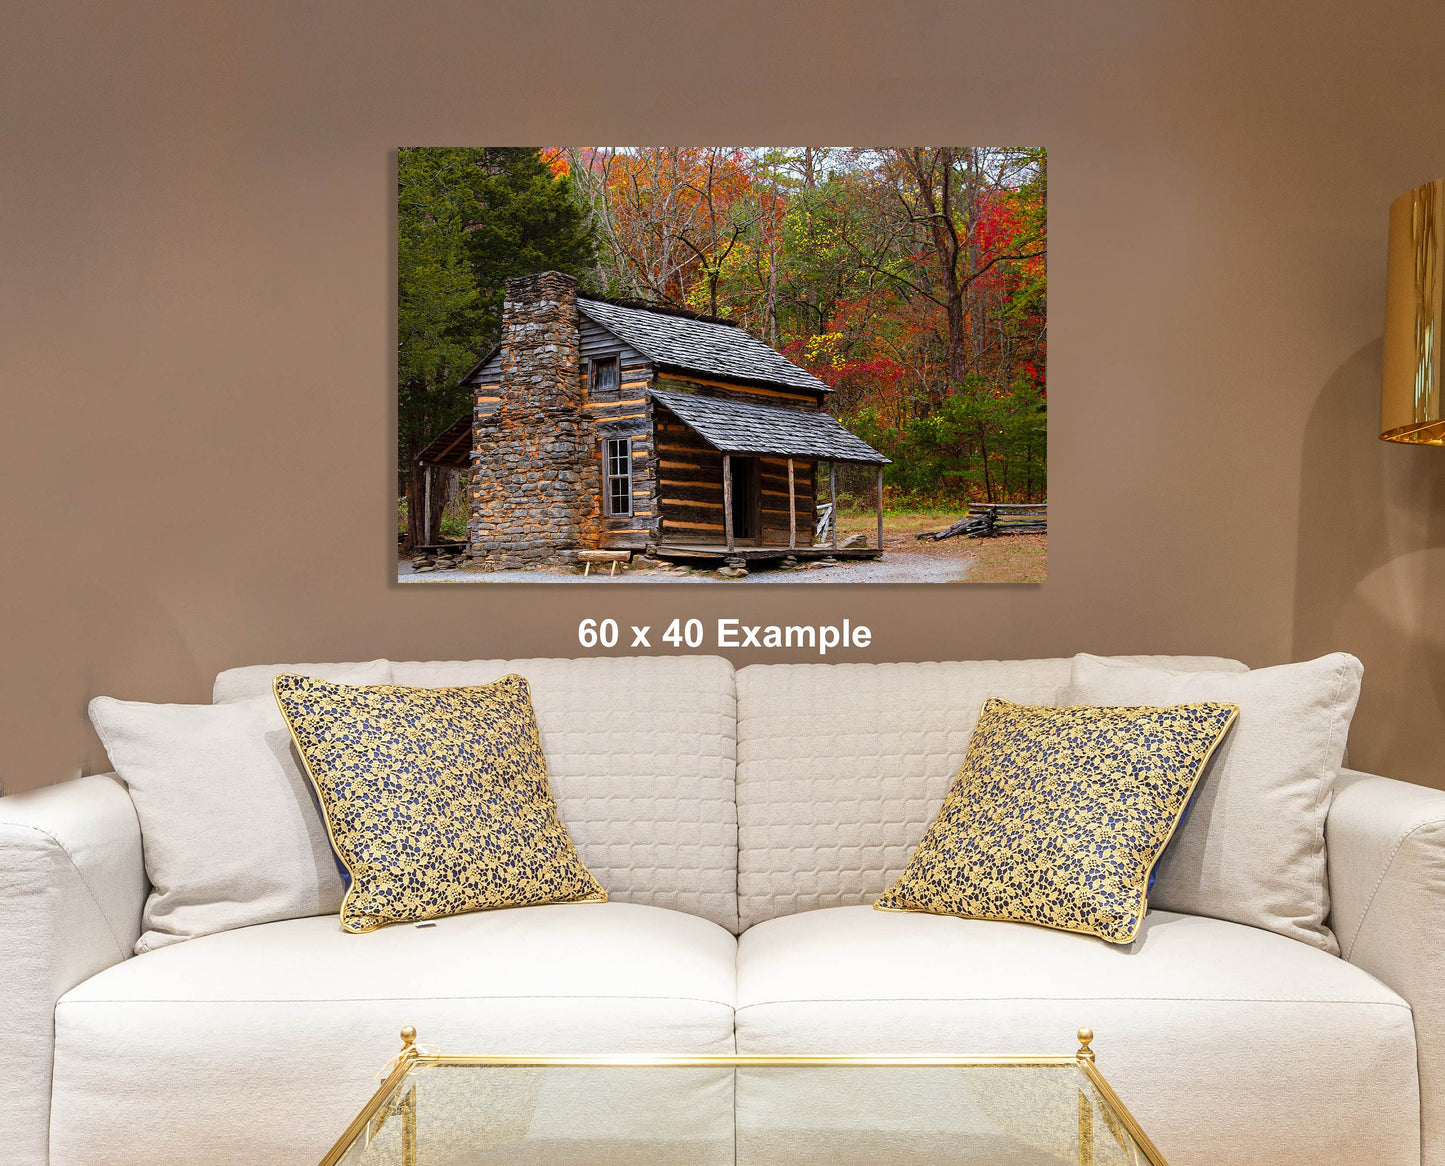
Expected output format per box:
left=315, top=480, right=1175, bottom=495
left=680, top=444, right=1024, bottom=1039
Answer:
left=397, top=511, right=1045, bottom=584
left=399, top=551, right=971, bottom=584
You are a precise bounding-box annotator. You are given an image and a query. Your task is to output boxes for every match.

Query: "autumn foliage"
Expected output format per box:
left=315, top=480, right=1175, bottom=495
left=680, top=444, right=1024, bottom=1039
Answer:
left=552, top=146, right=1046, bottom=505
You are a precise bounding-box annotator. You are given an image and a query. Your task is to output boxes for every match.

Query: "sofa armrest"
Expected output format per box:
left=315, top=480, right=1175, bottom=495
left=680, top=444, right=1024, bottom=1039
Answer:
left=1328, top=768, right=1445, bottom=1166
left=0, top=775, right=146, bottom=1166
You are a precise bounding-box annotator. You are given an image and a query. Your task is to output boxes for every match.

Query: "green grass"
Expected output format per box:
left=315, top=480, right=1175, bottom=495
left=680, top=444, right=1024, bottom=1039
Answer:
left=397, top=497, right=469, bottom=541
left=836, top=505, right=961, bottom=521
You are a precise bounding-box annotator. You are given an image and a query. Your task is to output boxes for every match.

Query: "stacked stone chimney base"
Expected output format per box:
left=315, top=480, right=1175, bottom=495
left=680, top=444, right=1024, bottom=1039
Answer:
left=468, top=271, right=596, bottom=571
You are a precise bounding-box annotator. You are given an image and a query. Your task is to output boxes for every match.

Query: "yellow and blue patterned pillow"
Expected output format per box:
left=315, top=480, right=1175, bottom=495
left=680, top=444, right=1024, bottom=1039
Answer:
left=875, top=697, right=1238, bottom=944
left=273, top=673, right=606, bottom=933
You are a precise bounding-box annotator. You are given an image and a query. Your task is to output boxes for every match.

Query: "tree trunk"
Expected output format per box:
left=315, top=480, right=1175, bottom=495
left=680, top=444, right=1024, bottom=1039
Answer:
left=902, top=148, right=969, bottom=391
left=767, top=260, right=777, bottom=345
left=402, top=449, right=424, bottom=555
left=976, top=422, right=994, bottom=502
left=766, top=205, right=779, bottom=347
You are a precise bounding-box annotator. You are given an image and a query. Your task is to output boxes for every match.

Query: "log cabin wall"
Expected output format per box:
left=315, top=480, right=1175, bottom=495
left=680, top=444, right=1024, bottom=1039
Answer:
left=579, top=316, right=656, bottom=549
left=652, top=428, right=817, bottom=548
left=654, top=407, right=726, bottom=543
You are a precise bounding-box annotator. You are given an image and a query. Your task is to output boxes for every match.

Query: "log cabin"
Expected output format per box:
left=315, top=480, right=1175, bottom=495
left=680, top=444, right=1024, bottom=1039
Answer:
left=437, top=270, right=888, bottom=570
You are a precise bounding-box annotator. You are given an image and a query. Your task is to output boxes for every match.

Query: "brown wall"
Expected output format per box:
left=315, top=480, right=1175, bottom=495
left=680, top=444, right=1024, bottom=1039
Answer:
left=6, top=2, right=1445, bottom=792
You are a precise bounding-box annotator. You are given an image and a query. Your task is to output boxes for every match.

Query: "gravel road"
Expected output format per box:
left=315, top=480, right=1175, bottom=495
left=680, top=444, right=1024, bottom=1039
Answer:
left=398, top=551, right=971, bottom=584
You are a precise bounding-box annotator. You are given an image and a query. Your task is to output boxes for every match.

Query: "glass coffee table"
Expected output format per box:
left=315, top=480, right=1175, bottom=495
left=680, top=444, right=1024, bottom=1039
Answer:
left=321, top=1027, right=1168, bottom=1165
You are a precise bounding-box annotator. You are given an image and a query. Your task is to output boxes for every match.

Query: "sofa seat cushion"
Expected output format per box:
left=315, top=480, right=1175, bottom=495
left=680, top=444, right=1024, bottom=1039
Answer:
left=734, top=906, right=1418, bottom=1166
left=50, top=902, right=736, bottom=1166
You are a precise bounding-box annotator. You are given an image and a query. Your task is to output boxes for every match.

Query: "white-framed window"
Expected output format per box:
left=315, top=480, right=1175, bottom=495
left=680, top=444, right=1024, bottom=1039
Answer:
left=604, top=436, right=633, bottom=517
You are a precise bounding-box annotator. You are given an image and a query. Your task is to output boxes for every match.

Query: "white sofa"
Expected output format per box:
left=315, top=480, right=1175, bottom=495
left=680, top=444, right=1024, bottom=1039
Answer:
left=2, top=655, right=1442, bottom=1166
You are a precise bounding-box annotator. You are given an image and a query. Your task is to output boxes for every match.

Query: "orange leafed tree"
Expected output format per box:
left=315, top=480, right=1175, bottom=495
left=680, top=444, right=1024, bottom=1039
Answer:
left=557, top=147, right=764, bottom=314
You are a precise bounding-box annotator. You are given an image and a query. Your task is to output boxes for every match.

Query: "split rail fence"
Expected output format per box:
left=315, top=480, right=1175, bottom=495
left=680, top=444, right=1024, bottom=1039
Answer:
left=917, top=501, right=1047, bottom=541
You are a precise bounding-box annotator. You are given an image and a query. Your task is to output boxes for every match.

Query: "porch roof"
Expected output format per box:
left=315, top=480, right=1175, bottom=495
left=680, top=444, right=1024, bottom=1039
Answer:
left=415, top=412, right=471, bottom=468
left=650, top=390, right=888, bottom=465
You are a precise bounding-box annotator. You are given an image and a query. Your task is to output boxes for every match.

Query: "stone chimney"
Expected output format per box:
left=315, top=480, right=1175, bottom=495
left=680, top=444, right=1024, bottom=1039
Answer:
left=468, top=271, right=597, bottom=569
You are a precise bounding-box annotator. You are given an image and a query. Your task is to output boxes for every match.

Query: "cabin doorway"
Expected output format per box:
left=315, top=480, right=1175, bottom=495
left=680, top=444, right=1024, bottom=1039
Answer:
left=729, top=457, right=760, bottom=542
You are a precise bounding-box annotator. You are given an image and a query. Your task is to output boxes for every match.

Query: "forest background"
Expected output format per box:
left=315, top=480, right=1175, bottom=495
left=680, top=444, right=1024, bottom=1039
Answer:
left=397, top=146, right=1046, bottom=551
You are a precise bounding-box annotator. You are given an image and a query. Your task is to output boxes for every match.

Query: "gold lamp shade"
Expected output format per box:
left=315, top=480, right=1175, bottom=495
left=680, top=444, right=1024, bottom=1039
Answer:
left=1383, top=179, right=1445, bottom=442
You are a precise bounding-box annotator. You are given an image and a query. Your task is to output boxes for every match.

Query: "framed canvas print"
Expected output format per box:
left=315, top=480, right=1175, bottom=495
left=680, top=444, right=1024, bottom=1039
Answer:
left=398, top=147, right=1045, bottom=584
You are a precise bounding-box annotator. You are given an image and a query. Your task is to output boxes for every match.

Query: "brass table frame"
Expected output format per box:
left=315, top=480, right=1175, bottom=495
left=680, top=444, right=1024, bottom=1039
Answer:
left=320, top=1027, right=1168, bottom=1166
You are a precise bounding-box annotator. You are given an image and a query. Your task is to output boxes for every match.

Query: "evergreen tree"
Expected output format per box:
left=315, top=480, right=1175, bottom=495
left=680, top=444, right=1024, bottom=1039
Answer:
left=397, top=148, right=595, bottom=550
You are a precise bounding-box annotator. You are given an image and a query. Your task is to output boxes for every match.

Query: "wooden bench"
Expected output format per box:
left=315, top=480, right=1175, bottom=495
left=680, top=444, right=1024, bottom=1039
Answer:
left=577, top=550, right=631, bottom=577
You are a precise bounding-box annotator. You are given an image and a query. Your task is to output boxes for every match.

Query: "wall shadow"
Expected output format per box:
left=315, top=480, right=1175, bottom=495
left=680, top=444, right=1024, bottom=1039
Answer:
left=1293, top=338, right=1445, bottom=784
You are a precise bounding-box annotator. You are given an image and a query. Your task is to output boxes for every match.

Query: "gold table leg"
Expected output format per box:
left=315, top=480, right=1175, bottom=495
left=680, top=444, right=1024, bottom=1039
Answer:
left=400, top=1083, right=416, bottom=1166
left=1077, top=1027, right=1096, bottom=1166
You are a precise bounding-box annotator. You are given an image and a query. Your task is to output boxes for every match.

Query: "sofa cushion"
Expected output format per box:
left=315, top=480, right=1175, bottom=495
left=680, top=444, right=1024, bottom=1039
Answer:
left=1067, top=652, right=1362, bottom=954
left=388, top=656, right=739, bottom=932
left=87, top=695, right=347, bottom=952
left=211, top=658, right=392, bottom=702
left=734, top=905, right=1418, bottom=1166
left=274, top=672, right=607, bottom=932
left=876, top=697, right=1238, bottom=943
left=734, top=656, right=1247, bottom=930
left=50, top=902, right=737, bottom=1166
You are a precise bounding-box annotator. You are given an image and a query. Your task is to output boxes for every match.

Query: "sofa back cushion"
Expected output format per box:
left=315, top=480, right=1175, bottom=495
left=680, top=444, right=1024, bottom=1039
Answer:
left=88, top=695, right=348, bottom=952
left=388, top=656, right=739, bottom=932
left=734, top=656, right=1248, bottom=932
left=213, top=659, right=393, bottom=702
left=1066, top=652, right=1361, bottom=953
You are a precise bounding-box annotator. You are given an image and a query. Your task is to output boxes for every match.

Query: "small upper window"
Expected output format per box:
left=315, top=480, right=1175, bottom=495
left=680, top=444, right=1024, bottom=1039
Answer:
left=591, top=358, right=620, bottom=397
left=604, top=437, right=633, bottom=517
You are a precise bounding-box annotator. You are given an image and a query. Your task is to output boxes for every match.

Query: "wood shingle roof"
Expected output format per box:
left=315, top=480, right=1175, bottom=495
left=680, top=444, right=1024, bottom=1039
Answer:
left=651, top=389, right=888, bottom=465
left=578, top=297, right=831, bottom=394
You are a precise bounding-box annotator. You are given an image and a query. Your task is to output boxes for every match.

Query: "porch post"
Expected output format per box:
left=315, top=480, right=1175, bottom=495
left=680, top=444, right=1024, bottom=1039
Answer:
left=723, top=453, right=735, bottom=552
left=787, top=458, right=796, bottom=550
left=875, top=465, right=884, bottom=553
left=423, top=464, right=432, bottom=546
left=830, top=463, right=838, bottom=549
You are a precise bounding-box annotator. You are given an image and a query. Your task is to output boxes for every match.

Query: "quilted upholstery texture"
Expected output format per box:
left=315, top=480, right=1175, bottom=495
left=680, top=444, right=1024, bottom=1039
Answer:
left=735, top=656, right=1247, bottom=931
left=389, top=657, right=739, bottom=932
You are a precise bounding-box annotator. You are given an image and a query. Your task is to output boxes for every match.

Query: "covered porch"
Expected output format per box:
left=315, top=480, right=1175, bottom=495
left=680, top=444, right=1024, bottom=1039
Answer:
left=412, top=411, right=471, bottom=547
left=649, top=389, right=889, bottom=559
